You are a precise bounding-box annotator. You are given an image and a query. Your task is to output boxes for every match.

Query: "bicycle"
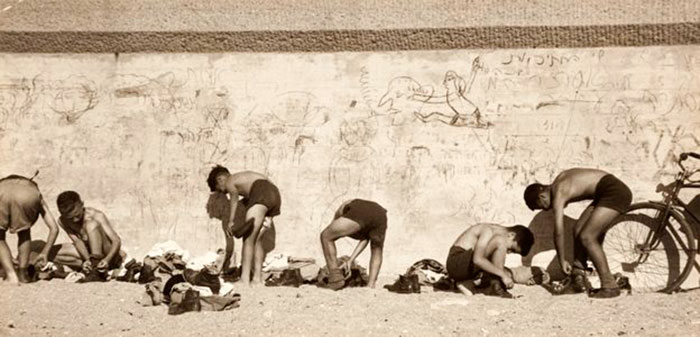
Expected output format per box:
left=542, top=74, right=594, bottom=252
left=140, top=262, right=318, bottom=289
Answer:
left=604, top=152, right=700, bottom=293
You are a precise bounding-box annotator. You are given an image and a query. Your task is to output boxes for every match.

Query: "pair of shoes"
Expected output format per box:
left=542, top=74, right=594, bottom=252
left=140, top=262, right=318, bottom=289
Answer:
left=265, top=269, right=305, bottom=287
left=588, top=287, right=621, bottom=299
left=384, top=274, right=421, bottom=294
left=551, top=274, right=590, bottom=295
left=484, top=279, right=514, bottom=299
left=168, top=289, right=202, bottom=315
left=432, top=276, right=455, bottom=291
left=570, top=273, right=591, bottom=293
left=117, top=260, right=142, bottom=283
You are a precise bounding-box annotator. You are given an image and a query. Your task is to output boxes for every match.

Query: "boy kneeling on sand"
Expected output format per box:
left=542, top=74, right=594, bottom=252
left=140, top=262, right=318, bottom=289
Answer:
left=446, top=223, right=534, bottom=298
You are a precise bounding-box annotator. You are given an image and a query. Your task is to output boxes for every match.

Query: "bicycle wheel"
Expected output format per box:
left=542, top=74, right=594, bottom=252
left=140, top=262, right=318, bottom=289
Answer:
left=603, top=202, right=697, bottom=293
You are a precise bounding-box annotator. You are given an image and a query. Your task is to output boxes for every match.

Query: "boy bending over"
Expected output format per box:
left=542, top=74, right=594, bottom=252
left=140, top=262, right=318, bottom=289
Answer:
left=0, top=174, right=59, bottom=284
left=446, top=223, right=534, bottom=298
left=207, top=166, right=281, bottom=286
left=320, top=199, right=387, bottom=290
left=524, top=168, right=632, bottom=298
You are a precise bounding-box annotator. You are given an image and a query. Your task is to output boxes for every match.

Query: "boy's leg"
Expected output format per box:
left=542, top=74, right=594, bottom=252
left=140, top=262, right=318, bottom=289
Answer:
left=220, top=221, right=234, bottom=272
left=573, top=205, right=595, bottom=271
left=578, top=206, right=621, bottom=293
left=29, top=241, right=82, bottom=270
left=252, top=218, right=275, bottom=283
left=241, top=204, right=268, bottom=286
left=17, top=229, right=31, bottom=282
left=0, top=230, right=19, bottom=283
left=319, top=217, right=362, bottom=289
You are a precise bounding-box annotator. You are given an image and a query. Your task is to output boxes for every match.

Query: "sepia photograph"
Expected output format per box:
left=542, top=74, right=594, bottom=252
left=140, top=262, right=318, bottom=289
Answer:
left=0, top=1, right=699, bottom=336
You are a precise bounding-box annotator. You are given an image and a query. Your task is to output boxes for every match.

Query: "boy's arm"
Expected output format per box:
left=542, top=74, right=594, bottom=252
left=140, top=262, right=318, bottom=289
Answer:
left=59, top=220, right=91, bottom=262
left=552, top=192, right=570, bottom=273
left=347, top=239, right=368, bottom=266
left=472, top=231, right=508, bottom=279
left=225, top=180, right=240, bottom=236
left=85, top=222, right=104, bottom=259
left=94, top=211, right=121, bottom=268
left=367, top=243, right=383, bottom=288
left=37, top=197, right=59, bottom=264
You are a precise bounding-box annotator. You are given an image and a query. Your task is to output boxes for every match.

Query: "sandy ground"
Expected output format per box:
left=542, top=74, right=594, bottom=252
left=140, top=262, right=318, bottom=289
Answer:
left=1, top=277, right=699, bottom=337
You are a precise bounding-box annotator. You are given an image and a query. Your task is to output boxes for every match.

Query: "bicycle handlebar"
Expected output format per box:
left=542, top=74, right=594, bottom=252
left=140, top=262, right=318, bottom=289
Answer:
left=680, top=152, right=700, bottom=161
left=678, top=152, right=700, bottom=172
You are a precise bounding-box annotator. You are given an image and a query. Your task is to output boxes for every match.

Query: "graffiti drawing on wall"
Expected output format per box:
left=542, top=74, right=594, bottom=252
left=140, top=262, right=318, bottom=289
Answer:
left=47, top=75, right=98, bottom=123
left=328, top=113, right=379, bottom=199
left=111, top=72, right=185, bottom=116
left=0, top=76, right=39, bottom=131
left=377, top=57, right=492, bottom=128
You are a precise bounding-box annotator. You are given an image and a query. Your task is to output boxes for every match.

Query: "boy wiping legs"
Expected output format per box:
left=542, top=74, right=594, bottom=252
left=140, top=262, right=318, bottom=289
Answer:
left=320, top=199, right=387, bottom=290
left=0, top=174, right=59, bottom=284
left=446, top=223, right=534, bottom=298
left=524, top=168, right=632, bottom=298
left=207, top=166, right=281, bottom=286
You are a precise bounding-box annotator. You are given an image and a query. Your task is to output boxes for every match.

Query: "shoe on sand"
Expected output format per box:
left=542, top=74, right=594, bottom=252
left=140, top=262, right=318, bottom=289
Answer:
left=327, top=268, right=345, bottom=291
left=485, top=279, right=514, bottom=299
left=588, top=287, right=621, bottom=299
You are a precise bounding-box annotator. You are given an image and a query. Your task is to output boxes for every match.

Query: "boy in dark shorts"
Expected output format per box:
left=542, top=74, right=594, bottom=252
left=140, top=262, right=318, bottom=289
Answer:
left=320, top=199, right=387, bottom=290
left=447, top=223, right=534, bottom=298
left=207, top=166, right=281, bottom=286
left=524, top=168, right=633, bottom=298
left=0, top=174, right=59, bottom=284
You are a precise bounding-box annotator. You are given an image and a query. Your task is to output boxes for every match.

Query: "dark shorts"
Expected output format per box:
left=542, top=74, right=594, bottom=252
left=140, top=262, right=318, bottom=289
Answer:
left=0, top=178, right=41, bottom=234
left=593, top=174, right=633, bottom=213
left=342, top=199, right=388, bottom=247
left=244, top=180, right=281, bottom=217
left=446, top=246, right=476, bottom=282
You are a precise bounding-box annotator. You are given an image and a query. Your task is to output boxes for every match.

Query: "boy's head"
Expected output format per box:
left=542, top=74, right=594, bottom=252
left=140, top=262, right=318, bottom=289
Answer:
left=56, top=191, right=85, bottom=223
left=505, top=225, right=534, bottom=256
left=523, top=183, right=551, bottom=210
left=206, top=165, right=230, bottom=192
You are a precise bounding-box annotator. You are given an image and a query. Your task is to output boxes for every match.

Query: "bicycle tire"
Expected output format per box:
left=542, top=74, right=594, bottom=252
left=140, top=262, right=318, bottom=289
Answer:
left=603, top=202, right=697, bottom=293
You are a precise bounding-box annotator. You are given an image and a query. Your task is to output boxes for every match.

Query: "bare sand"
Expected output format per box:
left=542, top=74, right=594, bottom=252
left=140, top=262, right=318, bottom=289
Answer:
left=1, top=278, right=699, bottom=337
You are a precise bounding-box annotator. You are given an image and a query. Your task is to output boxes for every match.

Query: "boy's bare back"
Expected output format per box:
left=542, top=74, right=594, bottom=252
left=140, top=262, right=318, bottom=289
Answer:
left=225, top=171, right=269, bottom=197
left=552, top=168, right=609, bottom=204
left=452, top=223, right=508, bottom=251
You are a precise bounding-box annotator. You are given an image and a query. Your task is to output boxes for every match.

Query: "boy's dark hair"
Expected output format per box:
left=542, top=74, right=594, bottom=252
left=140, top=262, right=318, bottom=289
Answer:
left=207, top=165, right=230, bottom=192
left=523, top=183, right=545, bottom=211
left=508, top=224, right=535, bottom=256
left=57, top=191, right=82, bottom=213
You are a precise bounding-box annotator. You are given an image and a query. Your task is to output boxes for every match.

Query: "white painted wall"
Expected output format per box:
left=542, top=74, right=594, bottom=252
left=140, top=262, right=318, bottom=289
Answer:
left=1, top=46, right=699, bottom=277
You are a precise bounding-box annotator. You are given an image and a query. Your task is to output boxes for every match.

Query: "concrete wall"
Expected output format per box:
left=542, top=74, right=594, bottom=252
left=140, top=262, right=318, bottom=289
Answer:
left=2, top=46, right=699, bottom=274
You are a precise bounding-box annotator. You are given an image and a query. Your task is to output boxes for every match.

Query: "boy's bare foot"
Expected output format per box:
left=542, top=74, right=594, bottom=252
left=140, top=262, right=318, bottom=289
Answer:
left=5, top=274, right=20, bottom=285
left=17, top=268, right=33, bottom=284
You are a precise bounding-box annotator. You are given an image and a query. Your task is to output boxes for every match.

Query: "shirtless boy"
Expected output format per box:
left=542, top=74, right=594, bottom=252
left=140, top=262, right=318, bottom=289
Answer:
left=320, top=199, right=387, bottom=290
left=446, top=223, right=534, bottom=298
left=0, top=174, right=59, bottom=284
left=207, top=166, right=281, bottom=286
left=47, top=191, right=125, bottom=273
left=524, top=168, right=632, bottom=298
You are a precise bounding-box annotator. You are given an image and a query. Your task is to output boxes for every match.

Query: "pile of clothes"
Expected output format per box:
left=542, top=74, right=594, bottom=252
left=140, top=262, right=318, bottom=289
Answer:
left=126, top=241, right=241, bottom=315
left=384, top=259, right=552, bottom=294
left=262, top=254, right=369, bottom=290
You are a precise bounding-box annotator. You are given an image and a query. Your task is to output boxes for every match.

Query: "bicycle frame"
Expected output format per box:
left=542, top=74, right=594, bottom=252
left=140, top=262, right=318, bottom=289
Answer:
left=642, top=172, right=700, bottom=268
